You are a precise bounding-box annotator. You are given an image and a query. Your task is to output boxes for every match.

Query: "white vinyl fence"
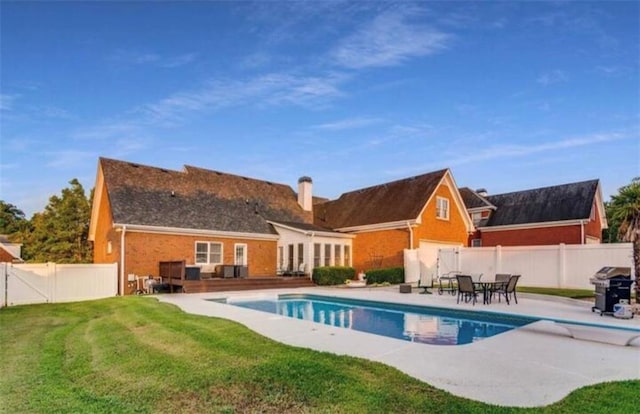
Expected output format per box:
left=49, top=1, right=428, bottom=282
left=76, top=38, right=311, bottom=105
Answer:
left=0, top=262, right=118, bottom=307
left=436, top=243, right=634, bottom=289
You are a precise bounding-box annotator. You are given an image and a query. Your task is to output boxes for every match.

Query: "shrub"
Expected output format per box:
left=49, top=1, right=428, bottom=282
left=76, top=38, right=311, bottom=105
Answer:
left=312, top=267, right=356, bottom=286
left=365, top=267, right=404, bottom=285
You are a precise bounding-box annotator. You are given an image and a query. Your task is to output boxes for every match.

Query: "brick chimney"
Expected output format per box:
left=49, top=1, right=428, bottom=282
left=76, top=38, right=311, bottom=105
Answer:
left=298, top=176, right=312, bottom=211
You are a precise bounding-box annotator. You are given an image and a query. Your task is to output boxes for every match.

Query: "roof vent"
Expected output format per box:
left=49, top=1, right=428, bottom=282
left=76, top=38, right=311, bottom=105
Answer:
left=170, top=191, right=176, bottom=197
left=476, top=188, right=488, bottom=197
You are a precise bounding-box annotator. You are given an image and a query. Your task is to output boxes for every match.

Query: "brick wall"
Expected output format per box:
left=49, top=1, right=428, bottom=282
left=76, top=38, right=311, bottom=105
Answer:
left=123, top=232, right=277, bottom=278
left=584, top=201, right=603, bottom=241
left=0, top=248, right=16, bottom=262
left=352, top=229, right=409, bottom=271
left=480, top=225, right=582, bottom=246
left=413, top=182, right=469, bottom=247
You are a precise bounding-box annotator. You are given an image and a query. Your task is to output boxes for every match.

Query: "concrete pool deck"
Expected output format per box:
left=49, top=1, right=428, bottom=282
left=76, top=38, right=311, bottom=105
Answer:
left=156, top=286, right=640, bottom=408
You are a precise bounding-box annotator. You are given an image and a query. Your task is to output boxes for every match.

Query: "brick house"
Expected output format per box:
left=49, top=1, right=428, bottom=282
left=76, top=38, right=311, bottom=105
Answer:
left=459, top=180, right=607, bottom=247
left=313, top=169, right=474, bottom=273
left=0, top=235, right=23, bottom=263
left=88, top=158, right=350, bottom=294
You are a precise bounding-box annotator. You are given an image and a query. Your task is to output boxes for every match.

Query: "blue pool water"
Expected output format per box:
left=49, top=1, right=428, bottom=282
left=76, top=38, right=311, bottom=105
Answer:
left=220, top=294, right=538, bottom=345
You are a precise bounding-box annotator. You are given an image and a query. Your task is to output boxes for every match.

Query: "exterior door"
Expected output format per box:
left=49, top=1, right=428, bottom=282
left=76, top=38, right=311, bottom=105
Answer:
left=234, top=243, right=247, bottom=266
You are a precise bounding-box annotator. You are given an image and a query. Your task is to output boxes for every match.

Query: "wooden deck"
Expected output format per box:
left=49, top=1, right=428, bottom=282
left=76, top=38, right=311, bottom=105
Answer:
left=164, top=276, right=315, bottom=294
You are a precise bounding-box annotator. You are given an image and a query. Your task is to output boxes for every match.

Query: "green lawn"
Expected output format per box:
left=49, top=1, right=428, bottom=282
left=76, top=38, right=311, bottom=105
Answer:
left=0, top=297, right=637, bottom=413
left=517, top=287, right=596, bottom=299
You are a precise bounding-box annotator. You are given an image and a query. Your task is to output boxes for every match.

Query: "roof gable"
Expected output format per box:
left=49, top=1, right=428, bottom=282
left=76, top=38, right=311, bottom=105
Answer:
left=314, top=169, right=448, bottom=229
left=482, top=179, right=600, bottom=227
left=459, top=187, right=495, bottom=210
left=98, top=158, right=311, bottom=234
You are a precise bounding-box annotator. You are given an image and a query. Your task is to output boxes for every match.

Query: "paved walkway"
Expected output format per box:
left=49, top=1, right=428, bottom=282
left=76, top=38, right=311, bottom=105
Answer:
left=156, top=287, right=640, bottom=408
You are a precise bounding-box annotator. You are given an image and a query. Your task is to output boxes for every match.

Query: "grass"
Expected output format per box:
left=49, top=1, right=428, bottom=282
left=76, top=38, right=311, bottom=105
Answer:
left=1, top=297, right=637, bottom=413
left=517, top=287, right=595, bottom=299
left=517, top=286, right=636, bottom=301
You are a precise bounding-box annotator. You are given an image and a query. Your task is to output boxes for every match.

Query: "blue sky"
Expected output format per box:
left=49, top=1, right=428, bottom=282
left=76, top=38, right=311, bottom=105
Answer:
left=1, top=1, right=638, bottom=217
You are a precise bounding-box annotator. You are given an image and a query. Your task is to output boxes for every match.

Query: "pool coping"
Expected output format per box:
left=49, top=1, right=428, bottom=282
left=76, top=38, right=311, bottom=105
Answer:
left=155, top=287, right=640, bottom=408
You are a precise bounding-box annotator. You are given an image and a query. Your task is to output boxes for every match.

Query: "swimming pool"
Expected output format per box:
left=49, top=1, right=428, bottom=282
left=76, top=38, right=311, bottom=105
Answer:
left=218, top=294, right=538, bottom=345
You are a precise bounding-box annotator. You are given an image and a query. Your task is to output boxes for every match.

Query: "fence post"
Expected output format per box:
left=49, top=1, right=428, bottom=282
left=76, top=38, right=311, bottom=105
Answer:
left=558, top=243, right=566, bottom=288
left=48, top=262, right=56, bottom=303
left=2, top=263, right=7, bottom=308
left=495, top=245, right=502, bottom=274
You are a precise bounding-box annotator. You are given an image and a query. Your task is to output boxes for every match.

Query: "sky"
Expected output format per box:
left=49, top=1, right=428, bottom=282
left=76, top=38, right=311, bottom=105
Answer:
left=1, top=1, right=638, bottom=218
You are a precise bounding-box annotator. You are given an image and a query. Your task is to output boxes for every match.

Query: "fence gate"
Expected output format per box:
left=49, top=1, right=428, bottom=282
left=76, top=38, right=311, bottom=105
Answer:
left=1, top=262, right=118, bottom=307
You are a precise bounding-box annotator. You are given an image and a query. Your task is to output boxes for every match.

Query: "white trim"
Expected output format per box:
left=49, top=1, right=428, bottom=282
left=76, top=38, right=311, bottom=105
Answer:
left=234, top=243, right=248, bottom=266
left=195, top=240, right=223, bottom=266
left=594, top=182, right=608, bottom=230
left=335, top=219, right=417, bottom=233
left=113, top=223, right=279, bottom=241
left=467, top=206, right=496, bottom=213
left=88, top=161, right=104, bottom=242
left=435, top=196, right=450, bottom=220
left=478, top=219, right=585, bottom=232
left=267, top=221, right=354, bottom=238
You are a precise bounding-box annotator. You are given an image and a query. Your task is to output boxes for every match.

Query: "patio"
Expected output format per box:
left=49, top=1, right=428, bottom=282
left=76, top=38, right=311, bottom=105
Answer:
left=157, top=286, right=640, bottom=408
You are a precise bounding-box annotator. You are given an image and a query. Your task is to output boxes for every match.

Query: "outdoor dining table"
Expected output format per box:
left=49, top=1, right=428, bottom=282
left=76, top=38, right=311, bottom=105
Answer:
left=473, top=281, right=507, bottom=305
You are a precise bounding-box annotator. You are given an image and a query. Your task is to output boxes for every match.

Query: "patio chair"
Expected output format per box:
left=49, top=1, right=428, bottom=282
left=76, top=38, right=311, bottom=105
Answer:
left=293, top=263, right=306, bottom=277
left=493, top=274, right=521, bottom=304
left=455, top=275, right=480, bottom=305
left=417, top=272, right=434, bottom=294
left=490, top=273, right=511, bottom=297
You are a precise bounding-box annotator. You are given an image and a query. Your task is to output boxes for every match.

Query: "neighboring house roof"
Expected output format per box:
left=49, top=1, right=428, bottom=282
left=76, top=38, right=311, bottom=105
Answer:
left=314, top=169, right=453, bottom=230
left=479, top=179, right=602, bottom=228
left=96, top=158, right=312, bottom=236
left=0, top=234, right=23, bottom=261
left=459, top=188, right=496, bottom=211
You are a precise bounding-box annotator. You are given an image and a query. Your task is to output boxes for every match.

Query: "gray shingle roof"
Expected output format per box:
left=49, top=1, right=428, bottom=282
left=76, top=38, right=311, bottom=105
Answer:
left=459, top=188, right=495, bottom=210
left=101, top=158, right=312, bottom=234
left=480, top=179, right=599, bottom=227
left=314, top=169, right=448, bottom=229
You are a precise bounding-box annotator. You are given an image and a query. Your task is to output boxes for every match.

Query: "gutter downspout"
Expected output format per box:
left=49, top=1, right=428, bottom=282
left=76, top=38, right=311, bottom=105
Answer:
left=120, top=225, right=126, bottom=296
left=580, top=220, right=585, bottom=245
left=406, top=221, right=414, bottom=249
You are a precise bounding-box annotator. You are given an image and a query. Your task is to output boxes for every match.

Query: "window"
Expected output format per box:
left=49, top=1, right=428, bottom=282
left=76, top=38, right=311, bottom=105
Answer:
left=297, top=243, right=304, bottom=267
left=313, top=243, right=321, bottom=268
left=288, top=244, right=294, bottom=271
left=195, top=242, right=223, bottom=264
left=471, top=239, right=482, bottom=247
left=278, top=246, right=284, bottom=270
left=436, top=197, right=450, bottom=220
left=324, top=244, right=331, bottom=266
left=334, top=244, right=342, bottom=266
left=234, top=243, right=247, bottom=265
left=344, top=245, right=351, bottom=267
left=471, top=212, right=482, bottom=225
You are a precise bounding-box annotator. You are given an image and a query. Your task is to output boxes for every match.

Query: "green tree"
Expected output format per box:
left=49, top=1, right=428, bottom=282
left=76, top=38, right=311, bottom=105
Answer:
left=0, top=201, right=27, bottom=235
left=608, top=177, right=640, bottom=302
left=603, top=201, right=621, bottom=243
left=21, top=179, right=93, bottom=263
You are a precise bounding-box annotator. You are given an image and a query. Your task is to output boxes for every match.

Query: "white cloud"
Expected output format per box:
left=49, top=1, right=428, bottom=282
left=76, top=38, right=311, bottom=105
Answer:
left=312, top=117, right=382, bottom=130
left=384, top=131, right=631, bottom=176
left=0, top=94, right=18, bottom=111
left=139, top=72, right=347, bottom=124
left=45, top=150, right=97, bottom=168
left=537, top=70, right=568, bottom=86
left=108, top=49, right=196, bottom=68
left=331, top=8, right=451, bottom=69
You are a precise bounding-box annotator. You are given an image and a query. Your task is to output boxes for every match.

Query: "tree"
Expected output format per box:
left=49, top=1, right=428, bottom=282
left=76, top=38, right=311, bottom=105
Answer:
left=0, top=201, right=27, bottom=234
left=21, top=179, right=93, bottom=263
left=608, top=177, right=640, bottom=302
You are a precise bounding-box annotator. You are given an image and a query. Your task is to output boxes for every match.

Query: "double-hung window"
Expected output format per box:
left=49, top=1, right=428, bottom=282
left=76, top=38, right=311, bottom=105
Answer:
left=195, top=242, right=223, bottom=265
left=436, top=197, right=450, bottom=220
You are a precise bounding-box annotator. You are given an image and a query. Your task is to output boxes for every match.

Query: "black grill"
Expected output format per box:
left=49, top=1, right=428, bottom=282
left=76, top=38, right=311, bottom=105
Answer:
left=590, top=266, right=632, bottom=316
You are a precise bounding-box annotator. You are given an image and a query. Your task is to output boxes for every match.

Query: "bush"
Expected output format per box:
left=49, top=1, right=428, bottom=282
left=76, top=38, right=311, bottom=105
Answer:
left=312, top=267, right=356, bottom=286
left=365, top=267, right=404, bottom=285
